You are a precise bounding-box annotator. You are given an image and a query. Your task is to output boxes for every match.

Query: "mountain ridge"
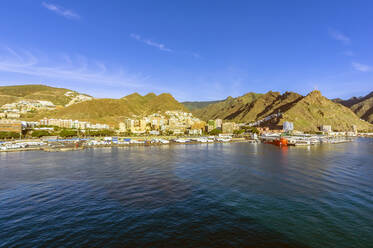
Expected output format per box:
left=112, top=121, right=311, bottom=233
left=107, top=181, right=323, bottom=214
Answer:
left=334, top=91, right=373, bottom=123
left=193, top=90, right=373, bottom=131
left=1, top=84, right=372, bottom=130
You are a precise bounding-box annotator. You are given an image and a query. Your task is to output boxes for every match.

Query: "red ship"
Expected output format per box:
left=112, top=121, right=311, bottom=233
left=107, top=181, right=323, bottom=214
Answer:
left=264, top=137, right=288, bottom=147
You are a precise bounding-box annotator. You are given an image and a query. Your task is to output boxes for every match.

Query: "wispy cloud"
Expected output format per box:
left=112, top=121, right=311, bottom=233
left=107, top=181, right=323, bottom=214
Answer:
left=130, top=34, right=172, bottom=52
left=192, top=52, right=201, bottom=59
left=343, top=51, right=355, bottom=57
left=0, top=47, right=147, bottom=90
left=42, top=2, right=80, bottom=19
left=352, top=62, right=372, bottom=72
left=329, top=28, right=351, bottom=45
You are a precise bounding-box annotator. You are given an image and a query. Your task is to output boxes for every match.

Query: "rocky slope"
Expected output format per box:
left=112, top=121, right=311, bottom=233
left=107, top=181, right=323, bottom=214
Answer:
left=0, top=84, right=92, bottom=106
left=182, top=100, right=223, bottom=111
left=334, top=92, right=373, bottom=124
left=277, top=91, right=372, bottom=131
left=193, top=92, right=263, bottom=121
left=28, top=92, right=188, bottom=125
left=194, top=90, right=373, bottom=131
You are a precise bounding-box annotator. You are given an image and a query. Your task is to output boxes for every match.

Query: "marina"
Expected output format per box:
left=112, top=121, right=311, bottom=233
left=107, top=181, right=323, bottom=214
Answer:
left=0, top=133, right=359, bottom=153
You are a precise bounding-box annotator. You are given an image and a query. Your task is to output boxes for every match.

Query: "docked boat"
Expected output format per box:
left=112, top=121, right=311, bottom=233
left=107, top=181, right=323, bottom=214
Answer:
left=264, top=137, right=288, bottom=147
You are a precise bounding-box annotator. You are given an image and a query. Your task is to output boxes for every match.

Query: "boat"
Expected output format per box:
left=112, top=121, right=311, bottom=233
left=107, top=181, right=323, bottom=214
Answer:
left=294, top=140, right=311, bottom=146
left=159, top=139, right=170, bottom=144
left=264, top=137, right=288, bottom=147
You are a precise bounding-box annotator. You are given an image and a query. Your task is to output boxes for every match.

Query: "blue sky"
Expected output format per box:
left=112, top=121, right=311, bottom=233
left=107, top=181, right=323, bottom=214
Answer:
left=0, top=0, right=372, bottom=101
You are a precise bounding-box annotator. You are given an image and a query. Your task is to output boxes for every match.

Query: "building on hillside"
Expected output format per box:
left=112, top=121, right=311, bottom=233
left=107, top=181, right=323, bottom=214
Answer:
left=119, top=122, right=127, bottom=133
left=222, top=122, right=238, bottom=134
left=188, top=129, right=202, bottom=135
left=283, top=121, right=294, bottom=132
left=215, top=119, right=223, bottom=130
left=352, top=125, right=358, bottom=134
left=139, top=119, right=147, bottom=131
left=6, top=113, right=21, bottom=119
left=149, top=130, right=160, bottom=135
left=124, top=118, right=135, bottom=131
left=22, top=121, right=39, bottom=129
left=171, top=129, right=184, bottom=135
left=0, top=120, right=22, bottom=133
left=39, top=118, right=109, bottom=130
left=320, top=125, right=332, bottom=133
left=207, top=120, right=216, bottom=132
left=191, top=121, right=206, bottom=133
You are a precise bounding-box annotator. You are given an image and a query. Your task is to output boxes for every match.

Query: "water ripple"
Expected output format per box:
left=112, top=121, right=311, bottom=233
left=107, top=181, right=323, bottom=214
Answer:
left=1, top=140, right=373, bottom=247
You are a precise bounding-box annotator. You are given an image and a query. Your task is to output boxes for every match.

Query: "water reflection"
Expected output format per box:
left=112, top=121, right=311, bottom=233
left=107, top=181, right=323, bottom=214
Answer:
left=1, top=140, right=373, bottom=247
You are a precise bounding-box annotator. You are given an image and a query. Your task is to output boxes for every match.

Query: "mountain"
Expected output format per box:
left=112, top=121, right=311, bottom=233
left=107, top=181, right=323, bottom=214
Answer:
left=28, top=92, right=187, bottom=126
left=0, top=84, right=92, bottom=106
left=193, top=91, right=301, bottom=122
left=195, top=90, right=373, bottom=131
left=334, top=92, right=373, bottom=124
left=276, top=91, right=372, bottom=131
left=182, top=100, right=223, bottom=111
left=193, top=92, right=263, bottom=120
left=230, top=91, right=303, bottom=122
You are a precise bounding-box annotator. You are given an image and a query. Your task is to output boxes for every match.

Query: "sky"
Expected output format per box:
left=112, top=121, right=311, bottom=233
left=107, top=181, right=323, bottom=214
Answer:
left=0, top=0, right=372, bottom=101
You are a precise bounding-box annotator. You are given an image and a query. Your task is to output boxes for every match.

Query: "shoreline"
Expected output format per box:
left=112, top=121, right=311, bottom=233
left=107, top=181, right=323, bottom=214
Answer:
left=0, top=139, right=253, bottom=153
left=1, top=136, right=371, bottom=154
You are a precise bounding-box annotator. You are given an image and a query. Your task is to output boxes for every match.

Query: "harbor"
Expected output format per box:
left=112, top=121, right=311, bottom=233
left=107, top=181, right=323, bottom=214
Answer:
left=0, top=132, right=365, bottom=153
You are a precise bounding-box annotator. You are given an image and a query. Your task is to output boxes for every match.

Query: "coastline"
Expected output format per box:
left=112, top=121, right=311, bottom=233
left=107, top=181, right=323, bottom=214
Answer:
left=0, top=138, right=252, bottom=153
left=1, top=135, right=371, bottom=154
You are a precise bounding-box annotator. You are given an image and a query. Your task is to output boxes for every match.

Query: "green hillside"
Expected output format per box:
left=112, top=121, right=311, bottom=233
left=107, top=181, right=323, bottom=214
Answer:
left=335, top=92, right=373, bottom=124
left=194, top=90, right=373, bottom=131
left=29, top=92, right=188, bottom=126
left=0, top=84, right=90, bottom=106
left=182, top=100, right=223, bottom=111
left=193, top=92, right=262, bottom=120
left=232, top=91, right=303, bottom=122
left=278, top=91, right=373, bottom=131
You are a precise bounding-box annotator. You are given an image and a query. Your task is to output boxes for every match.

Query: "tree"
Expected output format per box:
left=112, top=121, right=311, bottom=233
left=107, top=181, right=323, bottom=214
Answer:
left=166, top=130, right=174, bottom=136
left=251, top=127, right=260, bottom=134
left=233, top=129, right=244, bottom=135
left=209, top=128, right=222, bottom=135
left=85, top=129, right=115, bottom=137
left=59, top=129, right=78, bottom=138
left=0, top=132, right=20, bottom=139
left=31, top=130, right=50, bottom=138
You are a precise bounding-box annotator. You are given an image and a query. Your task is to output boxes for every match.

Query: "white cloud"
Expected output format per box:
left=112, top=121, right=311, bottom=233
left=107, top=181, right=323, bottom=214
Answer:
left=352, top=62, right=372, bottom=72
left=130, top=33, right=172, bottom=52
left=329, top=29, right=350, bottom=45
left=42, top=2, right=80, bottom=19
left=0, top=47, right=147, bottom=89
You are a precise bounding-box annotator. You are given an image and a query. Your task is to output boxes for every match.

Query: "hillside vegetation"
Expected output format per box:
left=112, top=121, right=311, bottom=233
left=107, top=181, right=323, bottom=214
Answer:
left=28, top=92, right=187, bottom=126
left=193, top=92, right=263, bottom=120
left=182, top=100, right=223, bottom=111
left=2, top=84, right=372, bottom=131
left=194, top=90, right=373, bottom=131
left=334, top=92, right=373, bottom=124
left=277, top=91, right=372, bottom=131
left=0, top=84, right=90, bottom=106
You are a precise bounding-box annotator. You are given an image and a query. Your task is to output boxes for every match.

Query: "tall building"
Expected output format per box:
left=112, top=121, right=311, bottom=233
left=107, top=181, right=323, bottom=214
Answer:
left=207, top=120, right=216, bottom=132
left=215, top=119, right=223, bottom=130
left=119, top=122, right=127, bottom=133
left=222, top=122, right=237, bottom=134
left=283, top=122, right=294, bottom=132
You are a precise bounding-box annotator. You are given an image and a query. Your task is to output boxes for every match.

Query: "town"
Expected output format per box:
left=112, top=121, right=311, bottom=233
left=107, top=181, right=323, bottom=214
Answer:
left=1, top=107, right=372, bottom=152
